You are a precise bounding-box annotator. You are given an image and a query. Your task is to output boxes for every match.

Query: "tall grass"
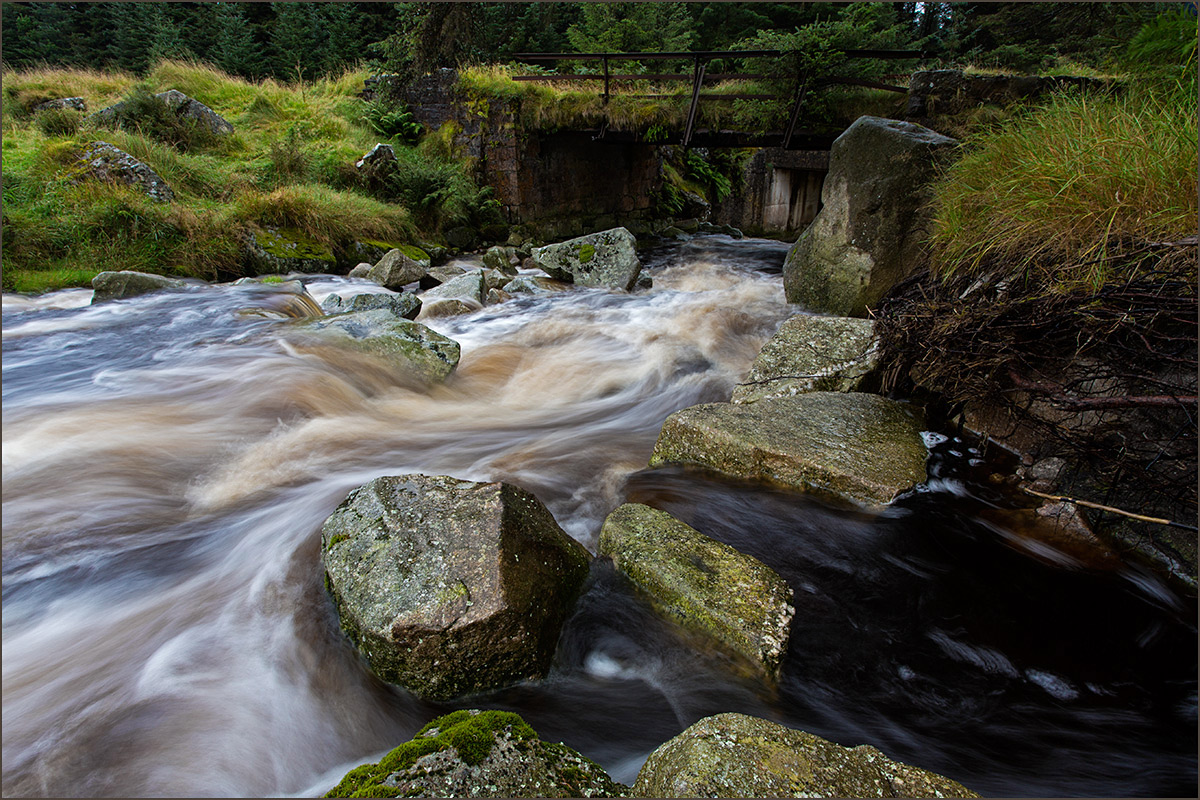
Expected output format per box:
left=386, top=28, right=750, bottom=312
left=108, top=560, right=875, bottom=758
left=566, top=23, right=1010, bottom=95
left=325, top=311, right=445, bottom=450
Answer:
left=1, top=59, right=470, bottom=292
left=930, top=80, right=1198, bottom=291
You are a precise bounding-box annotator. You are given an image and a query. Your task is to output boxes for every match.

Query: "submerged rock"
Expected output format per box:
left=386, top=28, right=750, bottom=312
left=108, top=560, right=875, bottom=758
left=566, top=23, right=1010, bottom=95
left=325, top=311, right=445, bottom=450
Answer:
left=502, top=275, right=570, bottom=296
left=295, top=308, right=460, bottom=382
left=732, top=314, right=881, bottom=403
left=321, top=474, right=591, bottom=700
left=325, top=709, right=629, bottom=798
left=650, top=393, right=928, bottom=507
left=532, top=228, right=642, bottom=291
left=368, top=247, right=429, bottom=290
left=419, top=297, right=481, bottom=319
left=634, top=713, right=980, bottom=798
left=599, top=503, right=794, bottom=680
left=91, top=270, right=188, bottom=303
left=320, top=290, right=421, bottom=320
left=783, top=116, right=958, bottom=317
left=74, top=141, right=174, bottom=203
left=231, top=278, right=323, bottom=318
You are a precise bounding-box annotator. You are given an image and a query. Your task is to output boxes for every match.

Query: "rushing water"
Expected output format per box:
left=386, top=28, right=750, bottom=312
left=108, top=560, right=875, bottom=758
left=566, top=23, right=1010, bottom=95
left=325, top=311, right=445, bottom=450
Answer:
left=3, top=237, right=1195, bottom=798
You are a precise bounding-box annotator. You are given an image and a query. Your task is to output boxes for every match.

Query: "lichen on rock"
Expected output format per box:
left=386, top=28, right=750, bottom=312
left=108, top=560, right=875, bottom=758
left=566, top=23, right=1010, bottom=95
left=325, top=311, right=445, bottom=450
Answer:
left=320, top=474, right=591, bottom=700
left=598, top=503, right=794, bottom=681
left=650, top=393, right=928, bottom=507
left=733, top=314, right=881, bottom=403
left=633, top=712, right=980, bottom=798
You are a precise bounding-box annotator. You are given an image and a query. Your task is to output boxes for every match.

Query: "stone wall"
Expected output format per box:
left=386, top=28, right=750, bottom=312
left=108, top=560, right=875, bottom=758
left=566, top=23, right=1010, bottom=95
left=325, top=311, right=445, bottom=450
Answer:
left=389, top=69, right=662, bottom=238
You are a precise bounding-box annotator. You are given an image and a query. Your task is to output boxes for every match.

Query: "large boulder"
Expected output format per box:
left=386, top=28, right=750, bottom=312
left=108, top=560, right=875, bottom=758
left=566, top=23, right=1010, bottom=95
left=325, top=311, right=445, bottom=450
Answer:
left=633, top=713, right=979, bottom=798
left=91, top=270, right=187, bottom=303
left=732, top=314, right=881, bottom=404
left=783, top=116, right=958, bottom=317
left=325, top=710, right=629, bottom=798
left=321, top=290, right=422, bottom=320
left=294, top=309, right=460, bottom=383
left=320, top=474, right=591, bottom=700
left=74, top=141, right=174, bottom=203
left=91, top=90, right=233, bottom=136
left=244, top=227, right=337, bottom=274
left=649, top=393, right=928, bottom=507
left=154, top=89, right=234, bottom=135
left=599, top=504, right=794, bottom=680
left=532, top=228, right=642, bottom=291
left=368, top=247, right=429, bottom=290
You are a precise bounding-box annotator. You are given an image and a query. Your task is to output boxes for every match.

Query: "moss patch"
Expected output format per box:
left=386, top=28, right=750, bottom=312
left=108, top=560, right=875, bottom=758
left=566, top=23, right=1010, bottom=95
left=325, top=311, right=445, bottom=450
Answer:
left=577, top=243, right=595, bottom=263
left=325, top=710, right=537, bottom=798
left=257, top=226, right=335, bottom=262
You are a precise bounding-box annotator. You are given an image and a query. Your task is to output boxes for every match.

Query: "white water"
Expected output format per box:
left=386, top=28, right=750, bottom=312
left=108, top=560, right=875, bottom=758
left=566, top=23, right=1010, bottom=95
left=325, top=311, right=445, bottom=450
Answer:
left=3, top=237, right=1195, bottom=797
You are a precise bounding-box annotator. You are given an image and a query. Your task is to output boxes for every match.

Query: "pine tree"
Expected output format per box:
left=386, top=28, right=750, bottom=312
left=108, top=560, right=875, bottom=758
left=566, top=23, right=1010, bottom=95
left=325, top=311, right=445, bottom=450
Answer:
left=210, top=3, right=261, bottom=79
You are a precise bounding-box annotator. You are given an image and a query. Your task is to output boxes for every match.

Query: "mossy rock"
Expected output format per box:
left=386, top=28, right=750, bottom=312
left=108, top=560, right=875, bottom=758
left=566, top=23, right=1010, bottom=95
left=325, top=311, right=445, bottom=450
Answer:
left=246, top=227, right=337, bottom=275
left=732, top=314, right=881, bottom=403
left=91, top=270, right=188, bottom=303
left=293, top=308, right=460, bottom=383
left=634, top=713, right=979, bottom=798
left=599, top=503, right=794, bottom=681
left=326, top=709, right=629, bottom=798
left=353, top=240, right=431, bottom=269
left=320, top=474, right=591, bottom=700
left=650, top=393, right=928, bottom=507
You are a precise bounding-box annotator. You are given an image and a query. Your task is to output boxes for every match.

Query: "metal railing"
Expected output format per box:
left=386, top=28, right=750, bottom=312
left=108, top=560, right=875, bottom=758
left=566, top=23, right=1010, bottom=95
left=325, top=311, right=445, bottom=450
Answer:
left=513, top=49, right=926, bottom=148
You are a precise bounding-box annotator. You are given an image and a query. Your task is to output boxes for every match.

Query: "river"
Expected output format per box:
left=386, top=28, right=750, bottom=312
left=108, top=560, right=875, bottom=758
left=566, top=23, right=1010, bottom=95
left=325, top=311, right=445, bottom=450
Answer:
left=2, top=237, right=1195, bottom=797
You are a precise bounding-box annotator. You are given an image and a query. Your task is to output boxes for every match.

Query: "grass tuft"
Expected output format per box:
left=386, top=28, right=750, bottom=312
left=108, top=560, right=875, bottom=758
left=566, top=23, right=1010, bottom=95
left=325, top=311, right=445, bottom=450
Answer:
left=930, top=80, right=1198, bottom=291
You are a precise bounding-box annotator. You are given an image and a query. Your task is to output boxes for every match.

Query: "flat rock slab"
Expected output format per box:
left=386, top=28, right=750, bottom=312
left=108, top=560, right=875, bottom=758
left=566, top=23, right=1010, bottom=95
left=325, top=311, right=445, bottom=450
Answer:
left=599, top=503, right=793, bottom=680
left=91, top=270, right=188, bottom=303
left=325, top=709, right=629, bottom=798
left=733, top=314, right=880, bottom=403
left=650, top=393, right=928, bottom=507
left=321, top=475, right=591, bottom=700
left=634, top=712, right=979, bottom=798
left=532, top=227, right=642, bottom=291
left=295, top=308, right=460, bottom=383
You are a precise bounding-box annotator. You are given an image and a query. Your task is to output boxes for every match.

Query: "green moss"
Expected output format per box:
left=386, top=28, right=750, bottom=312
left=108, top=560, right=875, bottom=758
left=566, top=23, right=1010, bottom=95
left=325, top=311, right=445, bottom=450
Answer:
left=326, top=710, right=540, bottom=797
left=257, top=227, right=335, bottom=261
left=577, top=243, right=595, bottom=263
left=328, top=532, right=350, bottom=549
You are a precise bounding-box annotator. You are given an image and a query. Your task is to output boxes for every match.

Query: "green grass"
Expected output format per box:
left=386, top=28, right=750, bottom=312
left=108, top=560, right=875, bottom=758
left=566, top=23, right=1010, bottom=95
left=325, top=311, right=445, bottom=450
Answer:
left=929, top=78, right=1198, bottom=292
left=2, top=59, right=482, bottom=293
